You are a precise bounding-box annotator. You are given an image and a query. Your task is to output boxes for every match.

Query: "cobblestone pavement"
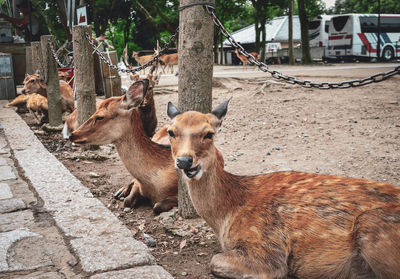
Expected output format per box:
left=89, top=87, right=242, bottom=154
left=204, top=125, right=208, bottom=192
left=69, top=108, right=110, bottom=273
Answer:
left=0, top=101, right=173, bottom=278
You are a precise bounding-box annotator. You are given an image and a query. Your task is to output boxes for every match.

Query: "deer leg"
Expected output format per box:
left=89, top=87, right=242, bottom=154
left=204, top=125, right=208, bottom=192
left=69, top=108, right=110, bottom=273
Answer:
left=153, top=197, right=178, bottom=215
left=353, top=206, right=400, bottom=279
left=123, top=180, right=143, bottom=208
left=210, top=249, right=287, bottom=279
left=114, top=179, right=135, bottom=200
left=30, top=110, right=41, bottom=124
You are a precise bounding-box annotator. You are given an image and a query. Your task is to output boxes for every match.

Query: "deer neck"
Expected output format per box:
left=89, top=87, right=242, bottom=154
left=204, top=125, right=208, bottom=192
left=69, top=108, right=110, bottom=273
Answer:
left=185, top=149, right=246, bottom=236
left=114, top=111, right=170, bottom=184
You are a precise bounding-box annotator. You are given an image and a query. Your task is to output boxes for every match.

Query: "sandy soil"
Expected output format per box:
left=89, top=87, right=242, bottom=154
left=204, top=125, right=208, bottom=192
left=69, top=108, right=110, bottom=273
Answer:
left=20, top=64, right=399, bottom=278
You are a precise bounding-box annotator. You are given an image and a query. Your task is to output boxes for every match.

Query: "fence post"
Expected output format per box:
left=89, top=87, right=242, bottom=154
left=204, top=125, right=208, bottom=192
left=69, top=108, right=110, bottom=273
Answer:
left=25, top=46, right=33, bottom=74
left=40, top=35, right=63, bottom=126
left=72, top=25, right=96, bottom=126
left=31, top=41, right=43, bottom=74
left=177, top=0, right=215, bottom=218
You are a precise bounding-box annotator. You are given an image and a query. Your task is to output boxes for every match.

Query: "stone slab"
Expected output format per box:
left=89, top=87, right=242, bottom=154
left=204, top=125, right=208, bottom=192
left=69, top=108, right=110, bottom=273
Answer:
left=0, top=210, right=34, bottom=232
left=90, top=266, right=174, bottom=279
left=0, top=157, right=8, bottom=165
left=0, top=165, right=16, bottom=181
left=0, top=182, right=13, bottom=199
left=71, top=236, right=155, bottom=273
left=0, top=228, right=43, bottom=272
left=0, top=198, right=26, bottom=213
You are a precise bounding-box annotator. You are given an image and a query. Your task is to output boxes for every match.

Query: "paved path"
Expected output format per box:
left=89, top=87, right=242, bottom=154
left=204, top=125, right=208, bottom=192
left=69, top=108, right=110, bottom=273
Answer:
left=0, top=101, right=173, bottom=278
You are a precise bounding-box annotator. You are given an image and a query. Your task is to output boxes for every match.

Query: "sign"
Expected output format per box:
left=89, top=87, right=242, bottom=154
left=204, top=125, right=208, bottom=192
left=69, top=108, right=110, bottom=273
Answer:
left=77, top=5, right=87, bottom=26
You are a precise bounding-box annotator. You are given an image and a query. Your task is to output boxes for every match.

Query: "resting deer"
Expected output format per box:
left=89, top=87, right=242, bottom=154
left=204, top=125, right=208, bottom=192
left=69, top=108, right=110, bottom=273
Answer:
left=8, top=93, right=48, bottom=123
left=22, top=72, right=74, bottom=113
left=70, top=79, right=178, bottom=214
left=234, top=49, right=259, bottom=69
left=166, top=100, right=400, bottom=279
left=159, top=53, right=178, bottom=74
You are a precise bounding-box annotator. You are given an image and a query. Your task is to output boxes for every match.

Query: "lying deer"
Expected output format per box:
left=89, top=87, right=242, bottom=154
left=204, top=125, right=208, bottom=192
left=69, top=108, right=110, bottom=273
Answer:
left=8, top=93, right=48, bottom=123
left=70, top=79, right=178, bottom=214
left=22, top=73, right=74, bottom=113
left=166, top=100, right=400, bottom=279
left=234, top=49, right=259, bottom=69
left=159, top=53, right=178, bottom=74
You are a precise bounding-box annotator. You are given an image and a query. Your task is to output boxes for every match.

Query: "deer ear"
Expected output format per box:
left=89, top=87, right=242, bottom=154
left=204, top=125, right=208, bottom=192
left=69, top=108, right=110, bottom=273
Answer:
left=167, top=102, right=181, bottom=119
left=35, top=69, right=41, bottom=75
left=39, top=81, right=47, bottom=89
left=211, top=98, right=231, bottom=120
left=123, top=79, right=149, bottom=109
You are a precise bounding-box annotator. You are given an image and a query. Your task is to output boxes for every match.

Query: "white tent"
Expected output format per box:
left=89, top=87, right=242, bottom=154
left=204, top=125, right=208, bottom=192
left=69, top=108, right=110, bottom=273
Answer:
left=223, top=16, right=301, bottom=46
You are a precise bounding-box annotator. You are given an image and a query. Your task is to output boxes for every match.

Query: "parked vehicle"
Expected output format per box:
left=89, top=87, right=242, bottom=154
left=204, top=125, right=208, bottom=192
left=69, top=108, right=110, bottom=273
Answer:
left=327, top=14, right=400, bottom=61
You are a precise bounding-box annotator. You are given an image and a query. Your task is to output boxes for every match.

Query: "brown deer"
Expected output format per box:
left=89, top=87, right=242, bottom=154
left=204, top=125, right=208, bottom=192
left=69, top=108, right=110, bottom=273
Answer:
left=159, top=53, right=178, bottom=74
left=22, top=73, right=74, bottom=113
left=8, top=93, right=48, bottom=123
left=166, top=100, right=400, bottom=279
left=132, top=51, right=154, bottom=74
left=234, top=49, right=259, bottom=69
left=70, top=79, right=178, bottom=214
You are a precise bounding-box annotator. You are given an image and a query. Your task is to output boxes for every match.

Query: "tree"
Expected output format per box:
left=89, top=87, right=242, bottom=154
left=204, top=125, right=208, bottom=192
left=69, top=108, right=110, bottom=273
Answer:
left=297, top=0, right=312, bottom=64
left=288, top=0, right=295, bottom=65
left=330, top=0, right=400, bottom=14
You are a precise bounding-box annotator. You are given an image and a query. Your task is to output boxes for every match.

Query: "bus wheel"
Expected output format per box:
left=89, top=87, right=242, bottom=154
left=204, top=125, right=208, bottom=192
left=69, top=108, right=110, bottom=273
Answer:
left=382, top=46, right=394, bottom=61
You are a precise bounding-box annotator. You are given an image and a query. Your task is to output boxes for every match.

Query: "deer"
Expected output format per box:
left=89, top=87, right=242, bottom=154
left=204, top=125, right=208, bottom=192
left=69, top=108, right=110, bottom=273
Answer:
left=159, top=53, right=178, bottom=74
left=8, top=93, right=48, bottom=123
left=69, top=78, right=178, bottom=214
left=166, top=99, right=400, bottom=279
left=22, top=72, right=74, bottom=113
left=234, top=49, right=259, bottom=69
left=132, top=51, right=155, bottom=75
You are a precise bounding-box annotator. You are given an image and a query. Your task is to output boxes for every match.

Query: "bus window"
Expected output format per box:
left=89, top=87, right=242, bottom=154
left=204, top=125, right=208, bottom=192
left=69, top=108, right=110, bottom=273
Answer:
left=325, top=20, right=330, bottom=33
left=309, top=20, right=321, bottom=30
left=332, top=16, right=349, bottom=32
left=360, top=16, right=400, bottom=33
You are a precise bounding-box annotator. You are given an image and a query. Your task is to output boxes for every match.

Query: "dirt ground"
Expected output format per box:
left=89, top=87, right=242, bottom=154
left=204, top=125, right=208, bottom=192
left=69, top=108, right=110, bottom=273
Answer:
left=19, top=65, right=399, bottom=279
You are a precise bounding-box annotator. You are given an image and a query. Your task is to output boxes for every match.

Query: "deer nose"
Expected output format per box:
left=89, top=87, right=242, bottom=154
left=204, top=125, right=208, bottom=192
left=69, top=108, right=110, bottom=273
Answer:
left=21, top=89, right=26, bottom=94
left=176, top=156, right=193, bottom=170
left=69, top=134, right=74, bottom=142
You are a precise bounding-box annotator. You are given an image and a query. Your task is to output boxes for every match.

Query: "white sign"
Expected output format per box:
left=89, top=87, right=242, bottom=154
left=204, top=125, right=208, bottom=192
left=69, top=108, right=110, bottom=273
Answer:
left=77, top=5, right=87, bottom=26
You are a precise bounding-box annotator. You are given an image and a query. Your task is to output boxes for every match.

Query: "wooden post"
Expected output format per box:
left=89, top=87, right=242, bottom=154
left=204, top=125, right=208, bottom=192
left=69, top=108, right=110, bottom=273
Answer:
left=72, top=25, right=96, bottom=126
left=100, top=51, right=122, bottom=98
left=31, top=41, right=43, bottom=74
left=25, top=46, right=33, bottom=74
left=177, top=0, right=215, bottom=218
left=40, top=35, right=63, bottom=126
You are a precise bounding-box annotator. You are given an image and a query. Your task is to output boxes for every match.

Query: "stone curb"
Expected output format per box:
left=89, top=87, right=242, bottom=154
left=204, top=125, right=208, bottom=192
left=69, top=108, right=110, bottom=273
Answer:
left=0, top=102, right=173, bottom=278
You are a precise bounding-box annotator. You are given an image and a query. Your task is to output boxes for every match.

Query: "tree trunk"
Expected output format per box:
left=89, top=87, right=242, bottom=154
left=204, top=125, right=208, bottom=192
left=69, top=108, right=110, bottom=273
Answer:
left=260, top=18, right=267, bottom=62
left=177, top=0, right=215, bottom=218
left=297, top=0, right=312, bottom=64
left=40, top=35, right=63, bottom=126
left=288, top=0, right=295, bottom=65
left=31, top=41, right=43, bottom=74
left=72, top=25, right=97, bottom=126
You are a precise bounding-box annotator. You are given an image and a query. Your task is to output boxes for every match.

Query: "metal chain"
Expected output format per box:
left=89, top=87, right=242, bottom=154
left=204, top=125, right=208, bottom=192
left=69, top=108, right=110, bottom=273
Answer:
left=49, top=42, right=68, bottom=67
left=204, top=5, right=400, bottom=89
left=84, top=29, right=179, bottom=74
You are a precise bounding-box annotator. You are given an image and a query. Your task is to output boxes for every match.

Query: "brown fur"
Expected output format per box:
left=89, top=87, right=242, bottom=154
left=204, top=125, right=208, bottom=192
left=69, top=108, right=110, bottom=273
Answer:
left=7, top=94, right=30, bottom=113
left=159, top=53, right=178, bottom=74
left=22, top=73, right=74, bottom=113
left=9, top=93, right=48, bottom=123
left=234, top=49, right=259, bottom=69
left=71, top=80, right=177, bottom=214
left=132, top=51, right=154, bottom=74
left=167, top=106, right=400, bottom=279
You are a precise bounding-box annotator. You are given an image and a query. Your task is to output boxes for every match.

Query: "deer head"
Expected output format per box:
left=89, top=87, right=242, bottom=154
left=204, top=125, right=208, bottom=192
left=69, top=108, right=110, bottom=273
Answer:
left=70, top=79, right=149, bottom=145
left=166, top=99, right=231, bottom=180
left=22, top=73, right=46, bottom=94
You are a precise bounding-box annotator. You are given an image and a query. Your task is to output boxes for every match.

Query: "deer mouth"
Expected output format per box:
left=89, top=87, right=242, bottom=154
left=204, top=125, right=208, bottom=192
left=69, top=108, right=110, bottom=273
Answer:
left=183, top=165, right=201, bottom=179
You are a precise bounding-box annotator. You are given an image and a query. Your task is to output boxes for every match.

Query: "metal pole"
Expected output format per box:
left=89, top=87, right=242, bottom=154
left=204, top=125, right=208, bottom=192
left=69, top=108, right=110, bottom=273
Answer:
left=377, top=0, right=381, bottom=60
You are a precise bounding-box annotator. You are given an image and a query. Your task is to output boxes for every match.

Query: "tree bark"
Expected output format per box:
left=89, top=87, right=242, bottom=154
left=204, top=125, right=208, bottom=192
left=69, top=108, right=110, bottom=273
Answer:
left=297, top=0, right=312, bottom=64
left=288, top=0, right=295, bottom=65
left=177, top=0, right=215, bottom=218
left=72, top=25, right=97, bottom=126
left=31, top=41, right=43, bottom=74
left=40, top=35, right=63, bottom=126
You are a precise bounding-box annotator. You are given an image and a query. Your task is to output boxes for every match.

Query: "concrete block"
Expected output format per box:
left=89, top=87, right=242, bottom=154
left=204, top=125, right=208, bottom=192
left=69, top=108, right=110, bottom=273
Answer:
left=0, top=166, right=16, bottom=181
left=0, top=182, right=13, bottom=199
left=0, top=210, right=34, bottom=232
left=90, top=266, right=174, bottom=279
left=0, top=198, right=26, bottom=213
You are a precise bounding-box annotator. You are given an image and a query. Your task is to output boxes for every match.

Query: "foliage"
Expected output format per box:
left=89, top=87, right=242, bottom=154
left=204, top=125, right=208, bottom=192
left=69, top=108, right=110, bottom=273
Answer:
left=330, top=0, right=400, bottom=14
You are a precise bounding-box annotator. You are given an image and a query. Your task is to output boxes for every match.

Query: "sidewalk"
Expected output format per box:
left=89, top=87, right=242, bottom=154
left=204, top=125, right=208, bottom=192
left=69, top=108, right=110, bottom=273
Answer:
left=0, top=101, right=173, bottom=278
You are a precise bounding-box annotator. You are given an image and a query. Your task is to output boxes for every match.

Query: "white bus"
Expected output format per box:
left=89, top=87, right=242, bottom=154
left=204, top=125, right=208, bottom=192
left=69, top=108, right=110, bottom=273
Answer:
left=309, top=15, right=334, bottom=48
left=327, top=14, right=400, bottom=61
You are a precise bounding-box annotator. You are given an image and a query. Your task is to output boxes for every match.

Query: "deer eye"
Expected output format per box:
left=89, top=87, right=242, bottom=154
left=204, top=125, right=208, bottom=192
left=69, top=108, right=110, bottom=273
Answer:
left=204, top=132, right=214, bottom=140
left=168, top=130, right=175, bottom=138
left=96, top=116, right=104, bottom=121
